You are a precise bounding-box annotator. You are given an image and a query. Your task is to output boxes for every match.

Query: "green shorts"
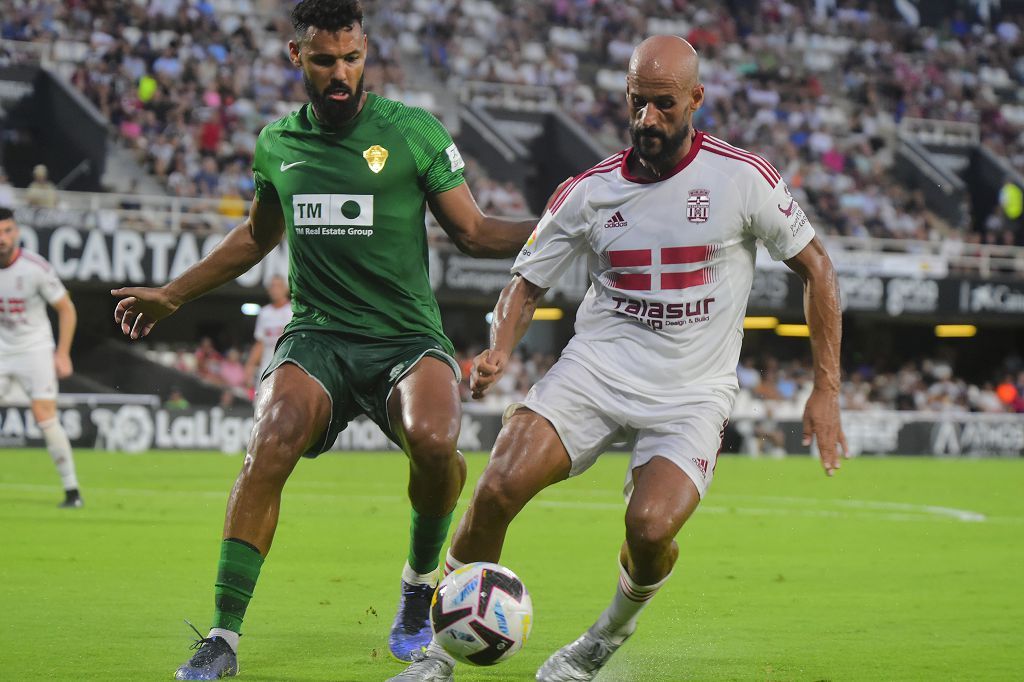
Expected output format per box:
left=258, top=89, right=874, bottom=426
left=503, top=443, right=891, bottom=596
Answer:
left=262, top=329, right=460, bottom=456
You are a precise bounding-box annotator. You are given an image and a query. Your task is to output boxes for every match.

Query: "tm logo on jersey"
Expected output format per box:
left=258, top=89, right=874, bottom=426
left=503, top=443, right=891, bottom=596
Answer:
left=292, top=194, right=374, bottom=228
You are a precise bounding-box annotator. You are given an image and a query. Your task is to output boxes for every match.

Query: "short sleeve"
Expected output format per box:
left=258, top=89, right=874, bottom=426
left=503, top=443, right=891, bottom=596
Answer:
left=408, top=109, right=466, bottom=194
left=37, top=262, right=66, bottom=304
left=749, top=180, right=815, bottom=261
left=252, top=127, right=280, bottom=203
left=511, top=182, right=590, bottom=288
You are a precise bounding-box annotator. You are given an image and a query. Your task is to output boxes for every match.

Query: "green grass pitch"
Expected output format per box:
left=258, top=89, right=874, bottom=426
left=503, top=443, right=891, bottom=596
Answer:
left=1, top=449, right=1022, bottom=681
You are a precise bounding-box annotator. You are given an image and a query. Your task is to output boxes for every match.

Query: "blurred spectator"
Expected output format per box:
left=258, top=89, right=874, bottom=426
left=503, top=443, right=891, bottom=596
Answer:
left=194, top=337, right=222, bottom=383
left=218, top=348, right=247, bottom=389
left=25, top=164, right=57, bottom=208
left=753, top=405, right=786, bottom=458
left=0, top=173, right=15, bottom=207
left=165, top=387, right=190, bottom=410
left=996, top=375, right=1019, bottom=408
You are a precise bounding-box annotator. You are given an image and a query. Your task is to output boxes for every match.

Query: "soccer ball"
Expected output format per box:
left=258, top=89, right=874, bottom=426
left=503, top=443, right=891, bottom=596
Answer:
left=430, top=562, right=533, bottom=666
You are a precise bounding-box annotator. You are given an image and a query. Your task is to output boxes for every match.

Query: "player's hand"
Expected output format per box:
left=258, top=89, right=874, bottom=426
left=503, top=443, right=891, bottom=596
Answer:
left=802, top=387, right=848, bottom=476
left=111, top=286, right=179, bottom=340
left=543, top=176, right=573, bottom=214
left=471, top=349, right=508, bottom=399
left=54, top=351, right=73, bottom=378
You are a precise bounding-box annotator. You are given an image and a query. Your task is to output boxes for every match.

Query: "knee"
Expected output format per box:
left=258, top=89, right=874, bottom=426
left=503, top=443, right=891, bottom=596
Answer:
left=471, top=472, right=525, bottom=524
left=624, top=508, right=678, bottom=557
left=405, top=425, right=458, bottom=471
left=31, top=402, right=56, bottom=424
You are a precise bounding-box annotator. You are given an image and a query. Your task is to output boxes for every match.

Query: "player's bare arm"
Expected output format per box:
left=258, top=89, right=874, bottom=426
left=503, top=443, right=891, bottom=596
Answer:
left=471, top=275, right=547, bottom=398
left=784, top=236, right=848, bottom=475
left=51, top=293, right=76, bottom=378
left=242, top=339, right=265, bottom=387
left=112, top=196, right=286, bottom=339
left=428, top=183, right=536, bottom=258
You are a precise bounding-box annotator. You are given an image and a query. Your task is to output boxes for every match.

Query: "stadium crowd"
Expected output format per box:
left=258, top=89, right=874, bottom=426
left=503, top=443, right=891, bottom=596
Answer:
left=416, top=0, right=1024, bottom=244
left=737, top=353, right=1024, bottom=414
left=0, top=0, right=529, bottom=220
left=3, top=1, right=1022, bottom=244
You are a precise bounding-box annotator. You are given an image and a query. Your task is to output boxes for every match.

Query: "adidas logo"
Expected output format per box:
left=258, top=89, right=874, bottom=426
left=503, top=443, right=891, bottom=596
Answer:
left=604, top=211, right=628, bottom=228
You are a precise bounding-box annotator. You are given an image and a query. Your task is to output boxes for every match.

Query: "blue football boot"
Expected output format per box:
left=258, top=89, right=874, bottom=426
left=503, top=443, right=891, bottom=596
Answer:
left=389, top=580, right=437, bottom=662
left=174, top=621, right=237, bottom=680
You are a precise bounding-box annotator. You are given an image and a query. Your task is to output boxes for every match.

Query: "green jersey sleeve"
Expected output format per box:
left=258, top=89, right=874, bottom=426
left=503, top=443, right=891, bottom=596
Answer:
left=252, top=125, right=280, bottom=202
left=375, top=101, right=466, bottom=194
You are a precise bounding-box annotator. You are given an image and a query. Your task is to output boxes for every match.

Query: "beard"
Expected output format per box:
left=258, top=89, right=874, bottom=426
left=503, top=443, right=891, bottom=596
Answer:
left=629, top=120, right=691, bottom=168
left=305, top=72, right=365, bottom=128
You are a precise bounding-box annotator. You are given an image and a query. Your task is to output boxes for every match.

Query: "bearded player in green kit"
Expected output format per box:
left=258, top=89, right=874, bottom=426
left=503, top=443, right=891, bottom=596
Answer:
left=111, top=1, right=539, bottom=678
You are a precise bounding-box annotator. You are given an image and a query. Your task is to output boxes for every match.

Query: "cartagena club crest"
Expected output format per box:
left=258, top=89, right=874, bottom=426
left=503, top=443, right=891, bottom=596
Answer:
left=687, top=188, right=710, bottom=223
left=363, top=144, right=389, bottom=174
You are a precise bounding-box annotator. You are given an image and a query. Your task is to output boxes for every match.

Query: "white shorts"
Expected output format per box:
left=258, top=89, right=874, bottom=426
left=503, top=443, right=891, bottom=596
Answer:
left=0, top=348, right=58, bottom=401
left=507, top=358, right=734, bottom=499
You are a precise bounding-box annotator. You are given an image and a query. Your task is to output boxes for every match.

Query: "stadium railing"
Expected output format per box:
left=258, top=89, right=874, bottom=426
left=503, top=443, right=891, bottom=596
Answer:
left=6, top=187, right=1024, bottom=279
left=458, top=80, right=559, bottom=112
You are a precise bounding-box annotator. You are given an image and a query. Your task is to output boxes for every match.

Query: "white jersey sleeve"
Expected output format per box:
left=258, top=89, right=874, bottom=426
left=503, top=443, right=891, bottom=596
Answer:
left=511, top=181, right=591, bottom=288
left=37, top=261, right=67, bottom=304
left=747, top=180, right=815, bottom=261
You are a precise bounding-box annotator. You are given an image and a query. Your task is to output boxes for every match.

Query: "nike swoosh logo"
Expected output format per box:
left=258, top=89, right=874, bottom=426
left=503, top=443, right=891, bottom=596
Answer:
left=280, top=160, right=308, bottom=172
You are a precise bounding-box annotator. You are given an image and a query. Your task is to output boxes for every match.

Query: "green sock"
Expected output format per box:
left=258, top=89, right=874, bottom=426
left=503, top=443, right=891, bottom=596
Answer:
left=212, top=538, right=265, bottom=633
left=407, top=509, right=453, bottom=574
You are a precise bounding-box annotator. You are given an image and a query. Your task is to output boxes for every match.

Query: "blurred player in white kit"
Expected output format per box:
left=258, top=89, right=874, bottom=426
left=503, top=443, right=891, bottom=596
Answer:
left=0, top=207, right=82, bottom=508
left=242, top=274, right=292, bottom=388
left=395, top=36, right=847, bottom=682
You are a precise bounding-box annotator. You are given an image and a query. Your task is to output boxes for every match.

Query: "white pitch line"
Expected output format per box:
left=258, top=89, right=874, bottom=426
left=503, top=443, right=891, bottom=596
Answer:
left=718, top=494, right=988, bottom=522
left=0, top=483, right=1000, bottom=523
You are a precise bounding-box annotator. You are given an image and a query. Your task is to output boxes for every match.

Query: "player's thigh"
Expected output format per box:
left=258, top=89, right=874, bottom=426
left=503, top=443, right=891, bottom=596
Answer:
left=5, top=349, right=58, bottom=404
left=480, top=408, right=573, bottom=499
left=385, top=352, right=461, bottom=454
left=254, top=335, right=339, bottom=456
left=515, top=358, right=626, bottom=478
left=629, top=398, right=731, bottom=502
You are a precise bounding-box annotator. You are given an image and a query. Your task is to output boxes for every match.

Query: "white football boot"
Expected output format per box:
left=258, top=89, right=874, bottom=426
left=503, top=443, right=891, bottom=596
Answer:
left=536, top=625, right=632, bottom=682
left=386, top=644, right=455, bottom=682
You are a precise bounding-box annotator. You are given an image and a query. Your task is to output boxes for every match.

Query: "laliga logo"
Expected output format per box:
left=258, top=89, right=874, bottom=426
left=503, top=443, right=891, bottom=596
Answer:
left=90, top=406, right=254, bottom=453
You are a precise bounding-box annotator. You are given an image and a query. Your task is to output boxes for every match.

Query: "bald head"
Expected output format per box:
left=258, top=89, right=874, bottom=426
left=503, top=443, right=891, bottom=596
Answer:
left=628, top=35, right=699, bottom=92
left=625, top=36, right=704, bottom=174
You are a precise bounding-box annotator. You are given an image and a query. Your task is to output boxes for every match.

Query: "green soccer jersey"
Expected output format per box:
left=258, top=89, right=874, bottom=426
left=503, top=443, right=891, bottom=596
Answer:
left=252, top=93, right=465, bottom=350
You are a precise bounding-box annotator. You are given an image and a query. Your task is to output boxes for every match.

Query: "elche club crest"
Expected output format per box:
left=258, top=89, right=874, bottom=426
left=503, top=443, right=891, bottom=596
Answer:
left=362, top=144, right=388, bottom=174
left=687, top=188, right=710, bottom=223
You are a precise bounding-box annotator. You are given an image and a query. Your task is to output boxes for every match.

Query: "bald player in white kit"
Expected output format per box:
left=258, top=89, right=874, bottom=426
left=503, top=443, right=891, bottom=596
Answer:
left=0, top=207, right=82, bottom=508
left=393, top=36, right=847, bottom=682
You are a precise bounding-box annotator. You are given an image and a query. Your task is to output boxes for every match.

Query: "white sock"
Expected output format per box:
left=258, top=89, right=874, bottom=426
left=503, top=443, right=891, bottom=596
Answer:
left=39, top=417, right=78, bottom=491
left=402, top=560, right=439, bottom=586
left=443, top=549, right=466, bottom=577
left=594, top=561, right=671, bottom=644
left=426, top=638, right=455, bottom=664
left=207, top=628, right=239, bottom=653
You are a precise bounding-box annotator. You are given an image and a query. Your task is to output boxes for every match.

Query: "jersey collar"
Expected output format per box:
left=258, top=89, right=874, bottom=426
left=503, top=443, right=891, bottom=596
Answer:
left=620, top=130, right=704, bottom=184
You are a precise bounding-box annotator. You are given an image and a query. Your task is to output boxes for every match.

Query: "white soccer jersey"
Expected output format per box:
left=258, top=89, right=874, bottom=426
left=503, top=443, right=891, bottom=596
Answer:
left=0, top=249, right=66, bottom=354
left=512, top=132, right=814, bottom=399
left=253, top=301, right=292, bottom=377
